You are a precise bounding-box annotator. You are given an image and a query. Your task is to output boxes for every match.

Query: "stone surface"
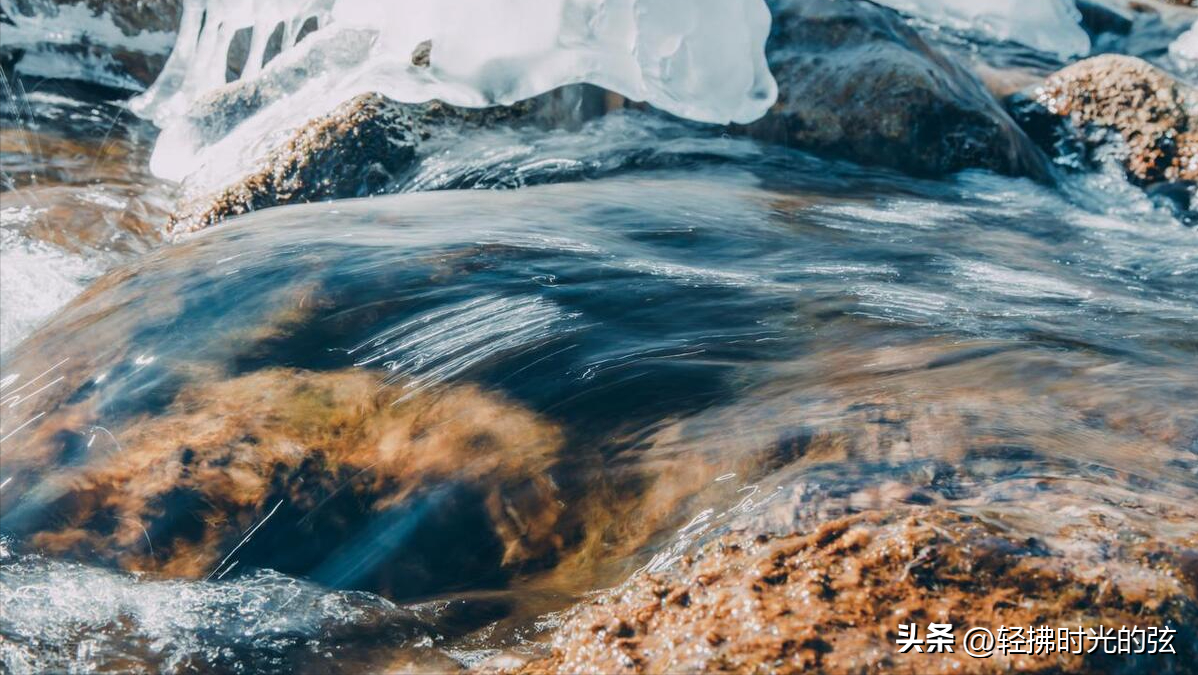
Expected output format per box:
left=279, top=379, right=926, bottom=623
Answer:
left=169, top=93, right=424, bottom=233
left=1009, top=54, right=1197, bottom=217
left=7, top=0, right=182, bottom=36
left=2, top=367, right=568, bottom=599
left=507, top=508, right=1197, bottom=675
left=736, top=0, right=1050, bottom=179
left=170, top=87, right=611, bottom=232
left=1016, top=54, right=1196, bottom=183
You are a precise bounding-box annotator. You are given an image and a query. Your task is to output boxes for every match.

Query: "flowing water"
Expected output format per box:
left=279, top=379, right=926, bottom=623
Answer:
left=2, top=75, right=1198, bottom=674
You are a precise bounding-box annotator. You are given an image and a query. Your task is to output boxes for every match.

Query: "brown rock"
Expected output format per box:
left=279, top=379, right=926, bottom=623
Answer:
left=169, top=93, right=424, bottom=233
left=3, top=367, right=568, bottom=599
left=170, top=87, right=611, bottom=233
left=1011, top=55, right=1198, bottom=212
left=736, top=0, right=1050, bottom=179
left=412, top=40, right=433, bottom=68
left=511, top=509, right=1198, bottom=675
left=1029, top=54, right=1197, bottom=186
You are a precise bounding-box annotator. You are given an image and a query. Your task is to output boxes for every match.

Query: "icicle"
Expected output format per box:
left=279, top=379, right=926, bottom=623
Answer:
left=131, top=0, right=777, bottom=185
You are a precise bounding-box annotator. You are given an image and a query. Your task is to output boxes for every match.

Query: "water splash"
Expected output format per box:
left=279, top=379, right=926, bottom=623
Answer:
left=0, top=540, right=417, bottom=675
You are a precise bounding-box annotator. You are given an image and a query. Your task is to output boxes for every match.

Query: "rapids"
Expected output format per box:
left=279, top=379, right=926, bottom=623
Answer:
left=2, top=101, right=1197, bottom=672
left=2, top=1, right=1198, bottom=673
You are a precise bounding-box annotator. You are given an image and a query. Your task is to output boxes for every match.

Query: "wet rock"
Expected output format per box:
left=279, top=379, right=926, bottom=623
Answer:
left=2, top=367, right=568, bottom=599
left=1078, top=0, right=1136, bottom=38
left=510, top=508, right=1198, bottom=675
left=3, top=1, right=182, bottom=88
left=552, top=335, right=1198, bottom=618
left=170, top=87, right=611, bottom=233
left=736, top=0, right=1051, bottom=179
left=7, top=0, right=182, bottom=36
left=411, top=40, right=433, bottom=68
left=1008, top=54, right=1197, bottom=217
left=169, top=93, right=423, bottom=233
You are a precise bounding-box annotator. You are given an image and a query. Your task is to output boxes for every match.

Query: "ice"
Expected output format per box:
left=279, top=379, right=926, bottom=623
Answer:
left=0, top=542, right=409, bottom=674
left=872, top=0, right=1090, bottom=59
left=0, top=1, right=176, bottom=90
left=1171, top=21, right=1198, bottom=78
left=129, top=0, right=776, bottom=185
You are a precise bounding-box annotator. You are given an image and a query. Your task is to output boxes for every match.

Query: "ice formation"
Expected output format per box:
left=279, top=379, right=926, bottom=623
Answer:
left=131, top=0, right=777, bottom=185
left=871, top=0, right=1090, bottom=60
left=0, top=1, right=176, bottom=90
left=1171, top=21, right=1198, bottom=78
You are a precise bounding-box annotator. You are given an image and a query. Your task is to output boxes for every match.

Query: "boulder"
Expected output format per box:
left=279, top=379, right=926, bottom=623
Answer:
left=3, top=367, right=568, bottom=599
left=1008, top=54, right=1197, bottom=217
left=169, top=86, right=611, bottom=233
left=506, top=508, right=1198, bottom=675
left=736, top=0, right=1051, bottom=179
left=169, top=93, right=424, bottom=233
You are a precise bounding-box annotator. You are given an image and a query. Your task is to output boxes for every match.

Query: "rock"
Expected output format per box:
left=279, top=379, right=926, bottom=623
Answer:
left=169, top=93, right=424, bottom=233
left=3, top=1, right=182, bottom=88
left=7, top=0, right=182, bottom=36
left=2, top=367, right=568, bottom=599
left=1008, top=54, right=1197, bottom=216
left=510, top=508, right=1198, bottom=675
left=1077, top=0, right=1135, bottom=38
left=411, top=40, right=432, bottom=68
left=736, top=0, right=1051, bottom=179
left=170, top=87, right=612, bottom=233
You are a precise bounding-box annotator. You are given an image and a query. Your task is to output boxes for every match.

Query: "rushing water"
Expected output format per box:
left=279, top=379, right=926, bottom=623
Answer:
left=2, top=83, right=1197, bottom=673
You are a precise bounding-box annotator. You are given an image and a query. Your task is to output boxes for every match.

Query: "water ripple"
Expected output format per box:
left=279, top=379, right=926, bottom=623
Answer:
left=350, top=294, right=580, bottom=401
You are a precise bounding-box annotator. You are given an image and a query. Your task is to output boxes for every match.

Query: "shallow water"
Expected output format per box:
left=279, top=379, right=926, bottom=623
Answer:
left=2, top=92, right=1197, bottom=673
left=0, top=79, right=173, bottom=350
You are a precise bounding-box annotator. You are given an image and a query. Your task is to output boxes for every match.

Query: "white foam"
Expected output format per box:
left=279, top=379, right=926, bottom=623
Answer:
left=953, top=260, right=1094, bottom=301
left=130, top=0, right=776, bottom=185
left=0, top=213, right=101, bottom=354
left=0, top=544, right=400, bottom=674
left=349, top=294, right=578, bottom=401
left=874, top=0, right=1090, bottom=59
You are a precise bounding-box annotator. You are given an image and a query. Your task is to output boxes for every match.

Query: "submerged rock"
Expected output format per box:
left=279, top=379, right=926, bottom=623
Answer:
left=1009, top=54, right=1197, bottom=217
left=508, top=508, right=1198, bottom=675
left=2, top=367, right=568, bottom=599
left=737, top=0, right=1050, bottom=179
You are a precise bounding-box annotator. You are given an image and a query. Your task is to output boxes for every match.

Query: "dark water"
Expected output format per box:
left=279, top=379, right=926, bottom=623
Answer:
left=2, top=94, right=1197, bottom=672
